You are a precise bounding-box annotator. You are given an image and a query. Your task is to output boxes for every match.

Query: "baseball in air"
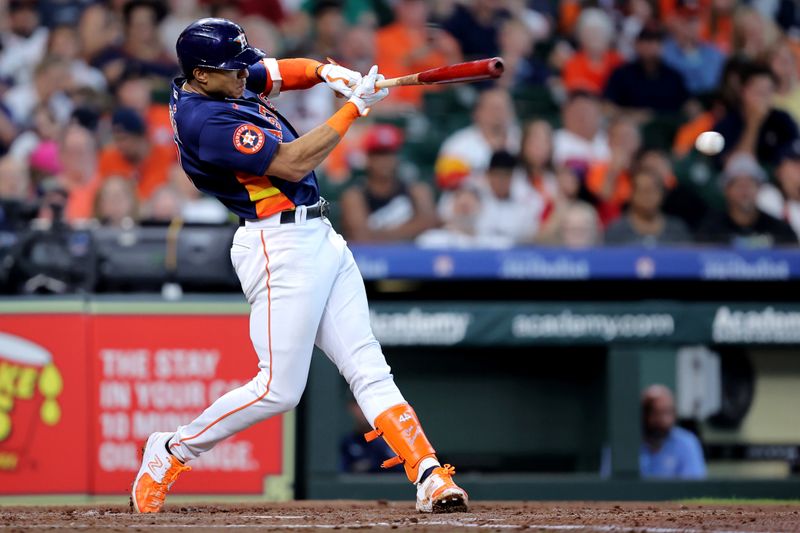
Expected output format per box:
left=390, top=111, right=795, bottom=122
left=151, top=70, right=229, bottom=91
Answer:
left=695, top=131, right=725, bottom=156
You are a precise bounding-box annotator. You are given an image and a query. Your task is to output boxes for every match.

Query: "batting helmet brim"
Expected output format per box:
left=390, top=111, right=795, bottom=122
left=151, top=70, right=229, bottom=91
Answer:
left=209, top=46, right=266, bottom=71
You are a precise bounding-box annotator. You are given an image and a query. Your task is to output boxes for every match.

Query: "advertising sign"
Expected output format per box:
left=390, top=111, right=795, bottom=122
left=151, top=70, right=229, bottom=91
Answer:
left=90, top=314, right=287, bottom=494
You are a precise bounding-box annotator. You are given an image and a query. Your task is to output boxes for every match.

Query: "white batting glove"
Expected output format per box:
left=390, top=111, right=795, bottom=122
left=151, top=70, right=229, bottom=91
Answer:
left=347, top=65, right=389, bottom=116
left=318, top=63, right=362, bottom=98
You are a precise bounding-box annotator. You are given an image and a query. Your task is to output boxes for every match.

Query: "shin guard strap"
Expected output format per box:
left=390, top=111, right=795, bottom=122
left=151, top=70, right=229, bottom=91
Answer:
left=368, top=403, right=436, bottom=483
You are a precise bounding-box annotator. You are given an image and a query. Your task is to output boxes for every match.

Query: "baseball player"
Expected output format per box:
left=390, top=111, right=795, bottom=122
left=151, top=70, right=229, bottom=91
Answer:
left=130, top=18, right=468, bottom=514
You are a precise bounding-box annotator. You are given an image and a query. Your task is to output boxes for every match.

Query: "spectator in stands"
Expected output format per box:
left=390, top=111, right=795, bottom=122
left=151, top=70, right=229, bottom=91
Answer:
left=537, top=165, right=584, bottom=231
left=661, top=1, right=725, bottom=96
left=142, top=184, right=183, bottom=224
left=93, top=0, right=177, bottom=86
left=8, top=106, right=60, bottom=163
left=375, top=0, right=461, bottom=111
left=671, top=58, right=750, bottom=159
left=757, top=141, right=800, bottom=240
left=550, top=200, right=602, bottom=248
left=732, top=6, right=778, bottom=62
left=435, top=88, right=520, bottom=182
left=637, top=148, right=707, bottom=230
left=617, top=0, right=657, bottom=60
left=0, top=0, right=48, bottom=86
left=473, top=150, right=543, bottom=244
left=585, top=116, right=642, bottom=224
left=339, top=24, right=375, bottom=79
left=602, top=384, right=707, bottom=479
left=168, top=163, right=229, bottom=224
left=496, top=18, right=550, bottom=91
left=714, top=65, right=799, bottom=168
left=340, top=124, right=437, bottom=243
left=604, top=22, right=690, bottom=116
left=98, top=107, right=176, bottom=201
left=605, top=167, right=692, bottom=246
left=47, top=23, right=106, bottom=92
left=77, top=3, right=121, bottom=71
left=441, top=0, right=508, bottom=60
left=115, top=71, right=174, bottom=148
left=697, top=153, right=797, bottom=246
left=702, top=0, right=735, bottom=55
left=159, top=0, right=205, bottom=61
left=94, top=176, right=139, bottom=228
left=0, top=94, right=16, bottom=157
left=0, top=155, right=31, bottom=202
left=561, top=8, right=622, bottom=94
left=552, top=91, right=609, bottom=172
left=57, top=125, right=99, bottom=223
left=3, top=55, right=73, bottom=126
left=417, top=185, right=494, bottom=248
left=769, top=39, right=800, bottom=127
left=292, top=0, right=345, bottom=60
left=520, top=120, right=558, bottom=214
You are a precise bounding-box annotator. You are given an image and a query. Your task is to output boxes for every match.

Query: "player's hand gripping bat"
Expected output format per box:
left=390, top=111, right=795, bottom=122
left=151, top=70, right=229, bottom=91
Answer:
left=374, top=57, right=504, bottom=89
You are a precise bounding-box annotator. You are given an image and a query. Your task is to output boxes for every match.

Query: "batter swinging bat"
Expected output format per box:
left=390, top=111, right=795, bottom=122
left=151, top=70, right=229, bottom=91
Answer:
left=374, top=57, right=504, bottom=89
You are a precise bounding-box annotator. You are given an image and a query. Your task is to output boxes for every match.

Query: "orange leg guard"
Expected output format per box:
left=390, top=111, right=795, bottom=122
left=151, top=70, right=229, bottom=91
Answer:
left=364, top=403, right=437, bottom=483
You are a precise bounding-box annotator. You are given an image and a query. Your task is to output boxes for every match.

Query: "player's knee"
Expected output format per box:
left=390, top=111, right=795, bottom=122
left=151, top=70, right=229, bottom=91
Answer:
left=269, top=390, right=303, bottom=413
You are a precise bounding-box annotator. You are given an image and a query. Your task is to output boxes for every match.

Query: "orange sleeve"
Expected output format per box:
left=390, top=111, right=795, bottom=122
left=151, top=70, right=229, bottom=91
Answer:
left=276, top=58, right=324, bottom=91
left=325, top=102, right=360, bottom=137
left=673, top=112, right=714, bottom=159
left=585, top=162, right=606, bottom=197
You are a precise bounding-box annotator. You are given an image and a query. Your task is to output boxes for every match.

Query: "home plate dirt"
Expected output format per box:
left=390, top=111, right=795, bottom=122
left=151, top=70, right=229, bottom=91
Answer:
left=2, top=501, right=800, bottom=532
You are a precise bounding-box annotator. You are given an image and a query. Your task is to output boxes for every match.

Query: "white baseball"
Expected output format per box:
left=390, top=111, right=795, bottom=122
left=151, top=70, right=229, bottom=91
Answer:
left=695, top=131, right=725, bottom=156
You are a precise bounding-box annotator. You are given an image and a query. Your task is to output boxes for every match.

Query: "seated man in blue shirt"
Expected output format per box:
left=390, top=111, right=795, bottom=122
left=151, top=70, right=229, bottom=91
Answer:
left=602, top=384, right=707, bottom=479
left=661, top=1, right=725, bottom=96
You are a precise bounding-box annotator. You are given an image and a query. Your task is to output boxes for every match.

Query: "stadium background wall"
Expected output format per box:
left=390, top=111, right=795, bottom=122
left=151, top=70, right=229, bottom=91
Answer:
left=1, top=296, right=800, bottom=501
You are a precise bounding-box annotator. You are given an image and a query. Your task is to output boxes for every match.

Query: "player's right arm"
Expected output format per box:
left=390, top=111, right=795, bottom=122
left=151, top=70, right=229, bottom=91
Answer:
left=265, top=65, right=388, bottom=182
left=247, top=58, right=361, bottom=99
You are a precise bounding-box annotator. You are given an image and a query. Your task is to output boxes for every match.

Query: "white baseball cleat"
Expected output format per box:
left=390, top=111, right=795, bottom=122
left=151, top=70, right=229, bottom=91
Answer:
left=130, top=432, right=191, bottom=513
left=415, top=464, right=469, bottom=513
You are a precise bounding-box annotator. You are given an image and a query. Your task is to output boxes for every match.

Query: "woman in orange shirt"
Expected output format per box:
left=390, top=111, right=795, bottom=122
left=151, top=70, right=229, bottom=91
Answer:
left=562, top=8, right=622, bottom=94
left=374, top=0, right=461, bottom=110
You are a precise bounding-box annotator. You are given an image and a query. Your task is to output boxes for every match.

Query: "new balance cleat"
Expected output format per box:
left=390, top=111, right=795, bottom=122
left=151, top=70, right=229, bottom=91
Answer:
left=130, top=432, right=191, bottom=513
left=415, top=464, right=469, bottom=513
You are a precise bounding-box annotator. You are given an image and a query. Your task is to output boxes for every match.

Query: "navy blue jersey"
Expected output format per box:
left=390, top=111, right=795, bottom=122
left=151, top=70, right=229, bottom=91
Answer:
left=169, top=62, right=319, bottom=219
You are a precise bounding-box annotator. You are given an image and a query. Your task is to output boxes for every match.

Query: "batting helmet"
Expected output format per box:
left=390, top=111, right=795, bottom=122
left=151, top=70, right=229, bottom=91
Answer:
left=176, top=18, right=265, bottom=78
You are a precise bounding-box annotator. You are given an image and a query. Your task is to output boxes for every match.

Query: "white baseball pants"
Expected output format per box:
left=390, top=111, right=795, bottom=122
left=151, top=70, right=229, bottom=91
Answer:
left=169, top=208, right=406, bottom=462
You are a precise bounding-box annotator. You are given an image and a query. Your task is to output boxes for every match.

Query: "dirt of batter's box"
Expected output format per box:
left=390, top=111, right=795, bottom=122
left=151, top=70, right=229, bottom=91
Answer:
left=2, top=500, right=800, bottom=532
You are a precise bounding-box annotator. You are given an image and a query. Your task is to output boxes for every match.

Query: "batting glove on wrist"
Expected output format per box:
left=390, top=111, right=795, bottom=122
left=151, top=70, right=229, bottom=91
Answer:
left=318, top=63, right=362, bottom=98
left=347, top=65, right=389, bottom=116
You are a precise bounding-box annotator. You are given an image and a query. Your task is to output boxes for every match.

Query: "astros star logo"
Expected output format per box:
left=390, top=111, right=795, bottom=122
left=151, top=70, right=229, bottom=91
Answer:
left=233, top=124, right=265, bottom=154
left=233, top=33, right=247, bottom=51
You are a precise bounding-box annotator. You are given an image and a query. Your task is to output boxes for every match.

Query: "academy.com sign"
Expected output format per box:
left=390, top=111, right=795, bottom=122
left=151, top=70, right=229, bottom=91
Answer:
left=370, top=308, right=471, bottom=345
left=511, top=311, right=675, bottom=341
left=712, top=306, right=800, bottom=343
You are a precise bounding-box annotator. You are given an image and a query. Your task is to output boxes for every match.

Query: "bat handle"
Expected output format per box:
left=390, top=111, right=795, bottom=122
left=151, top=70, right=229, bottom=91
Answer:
left=375, top=74, right=420, bottom=90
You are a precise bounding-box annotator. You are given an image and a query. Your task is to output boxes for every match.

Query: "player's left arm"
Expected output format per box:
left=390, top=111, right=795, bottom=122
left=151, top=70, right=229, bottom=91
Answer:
left=247, top=58, right=361, bottom=98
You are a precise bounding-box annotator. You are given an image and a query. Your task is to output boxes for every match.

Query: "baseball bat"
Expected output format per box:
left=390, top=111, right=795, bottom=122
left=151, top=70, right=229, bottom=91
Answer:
left=375, top=57, right=504, bottom=89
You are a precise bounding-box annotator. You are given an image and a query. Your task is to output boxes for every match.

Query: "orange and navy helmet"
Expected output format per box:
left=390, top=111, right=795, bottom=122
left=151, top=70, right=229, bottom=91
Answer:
left=176, top=18, right=265, bottom=78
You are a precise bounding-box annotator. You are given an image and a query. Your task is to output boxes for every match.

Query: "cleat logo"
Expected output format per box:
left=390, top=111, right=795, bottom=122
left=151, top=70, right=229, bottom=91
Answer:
left=147, top=455, right=163, bottom=476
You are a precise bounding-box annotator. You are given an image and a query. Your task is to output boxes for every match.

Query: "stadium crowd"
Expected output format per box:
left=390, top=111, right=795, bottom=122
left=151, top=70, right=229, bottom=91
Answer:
left=1, top=0, right=800, bottom=249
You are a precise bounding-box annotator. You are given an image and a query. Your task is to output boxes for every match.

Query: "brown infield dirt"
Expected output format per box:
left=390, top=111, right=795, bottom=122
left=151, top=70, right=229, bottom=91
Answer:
left=2, top=501, right=800, bottom=532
